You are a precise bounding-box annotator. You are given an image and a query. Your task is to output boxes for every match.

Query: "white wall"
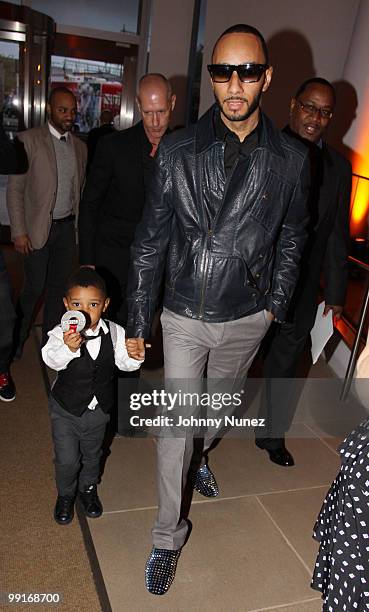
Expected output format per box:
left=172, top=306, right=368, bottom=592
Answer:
left=148, top=0, right=363, bottom=163
left=148, top=0, right=195, bottom=128
left=338, top=0, right=369, bottom=176
left=199, top=0, right=360, bottom=129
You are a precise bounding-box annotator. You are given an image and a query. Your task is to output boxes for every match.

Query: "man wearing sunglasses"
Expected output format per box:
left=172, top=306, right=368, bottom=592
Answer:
left=256, top=78, right=351, bottom=467
left=126, top=24, right=310, bottom=595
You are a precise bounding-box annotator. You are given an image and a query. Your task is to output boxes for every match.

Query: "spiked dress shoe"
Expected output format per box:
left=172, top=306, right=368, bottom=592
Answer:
left=145, top=548, right=182, bottom=595
left=54, top=495, right=74, bottom=525
left=194, top=464, right=219, bottom=497
left=78, top=484, right=103, bottom=518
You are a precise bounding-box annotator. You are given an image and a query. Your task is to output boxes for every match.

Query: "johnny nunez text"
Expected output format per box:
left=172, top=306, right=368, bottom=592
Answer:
left=130, top=415, right=266, bottom=428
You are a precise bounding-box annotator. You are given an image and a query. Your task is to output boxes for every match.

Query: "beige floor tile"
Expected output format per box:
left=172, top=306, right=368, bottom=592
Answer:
left=264, top=598, right=322, bottom=611
left=89, top=496, right=315, bottom=612
left=257, top=487, right=329, bottom=569
left=99, top=430, right=340, bottom=514
left=99, top=437, right=158, bottom=512
left=293, top=379, right=366, bottom=429
left=201, top=436, right=340, bottom=499
left=303, top=421, right=346, bottom=454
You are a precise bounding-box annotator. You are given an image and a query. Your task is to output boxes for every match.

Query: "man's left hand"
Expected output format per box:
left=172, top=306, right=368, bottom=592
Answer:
left=323, top=304, right=343, bottom=321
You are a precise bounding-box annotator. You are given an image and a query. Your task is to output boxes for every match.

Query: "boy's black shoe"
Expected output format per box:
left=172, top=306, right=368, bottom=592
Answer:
left=0, top=372, right=16, bottom=402
left=79, top=484, right=103, bottom=518
left=54, top=495, right=75, bottom=524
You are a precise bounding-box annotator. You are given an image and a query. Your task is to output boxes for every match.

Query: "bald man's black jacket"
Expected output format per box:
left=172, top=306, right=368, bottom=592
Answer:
left=78, top=121, right=147, bottom=267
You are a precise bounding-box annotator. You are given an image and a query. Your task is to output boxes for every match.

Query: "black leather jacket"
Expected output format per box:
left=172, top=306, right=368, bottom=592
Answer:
left=127, top=106, right=309, bottom=338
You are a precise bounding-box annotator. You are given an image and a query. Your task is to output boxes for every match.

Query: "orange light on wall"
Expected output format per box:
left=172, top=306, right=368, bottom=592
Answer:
left=350, top=178, right=369, bottom=237
left=350, top=100, right=369, bottom=238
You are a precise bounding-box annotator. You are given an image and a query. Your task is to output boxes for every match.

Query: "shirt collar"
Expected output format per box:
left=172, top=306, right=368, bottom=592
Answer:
left=84, top=318, right=108, bottom=337
left=214, top=109, right=260, bottom=145
left=48, top=122, right=69, bottom=141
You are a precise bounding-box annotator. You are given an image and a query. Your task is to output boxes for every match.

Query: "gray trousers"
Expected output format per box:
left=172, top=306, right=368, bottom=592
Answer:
left=49, top=395, right=110, bottom=497
left=153, top=307, right=271, bottom=549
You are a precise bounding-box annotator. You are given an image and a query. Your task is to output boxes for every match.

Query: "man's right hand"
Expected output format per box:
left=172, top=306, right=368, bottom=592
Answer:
left=126, top=337, right=146, bottom=361
left=14, top=234, right=33, bottom=255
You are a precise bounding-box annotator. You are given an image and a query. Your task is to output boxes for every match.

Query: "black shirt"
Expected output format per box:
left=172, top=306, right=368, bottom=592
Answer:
left=87, top=123, right=115, bottom=171
left=214, top=110, right=263, bottom=316
left=140, top=127, right=156, bottom=191
left=214, top=110, right=260, bottom=178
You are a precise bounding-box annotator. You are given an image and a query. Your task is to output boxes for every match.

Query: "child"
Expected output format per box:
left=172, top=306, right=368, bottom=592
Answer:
left=42, top=268, right=143, bottom=525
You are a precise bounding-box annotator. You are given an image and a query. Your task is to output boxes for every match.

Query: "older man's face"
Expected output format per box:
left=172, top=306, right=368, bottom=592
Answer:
left=137, top=87, right=175, bottom=142
left=290, top=83, right=334, bottom=143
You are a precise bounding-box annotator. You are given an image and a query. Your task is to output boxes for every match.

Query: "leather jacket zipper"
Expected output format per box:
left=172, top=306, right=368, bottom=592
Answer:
left=198, top=153, right=239, bottom=317
left=199, top=228, right=213, bottom=317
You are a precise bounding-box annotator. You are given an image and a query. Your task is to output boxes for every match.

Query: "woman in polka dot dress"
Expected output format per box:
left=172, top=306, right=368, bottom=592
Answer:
left=311, top=419, right=369, bottom=610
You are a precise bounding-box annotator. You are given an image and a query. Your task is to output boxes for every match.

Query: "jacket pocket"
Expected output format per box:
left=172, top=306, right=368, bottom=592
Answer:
left=247, top=170, right=290, bottom=233
left=169, top=240, right=190, bottom=292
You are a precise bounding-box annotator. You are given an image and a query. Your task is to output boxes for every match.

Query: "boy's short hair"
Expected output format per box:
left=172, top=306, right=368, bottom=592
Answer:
left=64, top=267, right=107, bottom=297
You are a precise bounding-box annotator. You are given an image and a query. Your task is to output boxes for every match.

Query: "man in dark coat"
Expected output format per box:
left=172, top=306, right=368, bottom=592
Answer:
left=256, top=78, right=351, bottom=466
left=78, top=73, right=176, bottom=326
left=86, top=108, right=114, bottom=171
left=125, top=25, right=309, bottom=595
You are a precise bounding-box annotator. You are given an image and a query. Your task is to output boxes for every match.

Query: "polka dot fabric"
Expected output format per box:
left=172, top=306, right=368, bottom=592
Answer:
left=311, top=418, right=369, bottom=610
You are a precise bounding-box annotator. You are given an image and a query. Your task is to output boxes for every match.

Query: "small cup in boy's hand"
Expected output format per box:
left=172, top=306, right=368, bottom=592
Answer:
left=63, top=329, right=83, bottom=353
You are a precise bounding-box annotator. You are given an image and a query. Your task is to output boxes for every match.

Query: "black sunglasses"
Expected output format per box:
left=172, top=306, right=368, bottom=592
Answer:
left=207, top=63, right=269, bottom=83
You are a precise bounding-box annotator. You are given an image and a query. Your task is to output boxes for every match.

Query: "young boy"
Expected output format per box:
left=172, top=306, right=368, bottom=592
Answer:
left=42, top=267, right=143, bottom=525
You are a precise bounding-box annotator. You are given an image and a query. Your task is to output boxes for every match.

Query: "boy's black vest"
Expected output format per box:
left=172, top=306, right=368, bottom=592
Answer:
left=51, top=322, right=115, bottom=416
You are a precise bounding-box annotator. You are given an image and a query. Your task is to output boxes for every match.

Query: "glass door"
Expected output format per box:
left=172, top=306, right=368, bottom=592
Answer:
left=50, top=55, right=124, bottom=133
left=53, top=32, right=138, bottom=133
left=0, top=35, right=24, bottom=227
left=0, top=38, right=23, bottom=138
left=0, top=4, right=54, bottom=231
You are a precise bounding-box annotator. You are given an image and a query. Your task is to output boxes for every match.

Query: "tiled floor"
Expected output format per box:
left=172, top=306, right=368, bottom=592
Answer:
left=4, top=245, right=361, bottom=610
left=86, top=360, right=350, bottom=612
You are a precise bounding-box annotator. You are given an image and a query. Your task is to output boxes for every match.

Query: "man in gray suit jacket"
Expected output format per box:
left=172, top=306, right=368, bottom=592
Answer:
left=7, top=87, right=87, bottom=351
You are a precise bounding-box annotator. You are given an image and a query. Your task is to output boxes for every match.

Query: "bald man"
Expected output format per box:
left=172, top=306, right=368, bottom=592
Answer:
left=79, top=74, right=176, bottom=325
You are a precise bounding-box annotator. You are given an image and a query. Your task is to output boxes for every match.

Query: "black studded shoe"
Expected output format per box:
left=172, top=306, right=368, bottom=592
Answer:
left=78, top=484, right=103, bottom=518
left=145, top=547, right=181, bottom=595
left=54, top=495, right=74, bottom=525
left=194, top=464, right=219, bottom=497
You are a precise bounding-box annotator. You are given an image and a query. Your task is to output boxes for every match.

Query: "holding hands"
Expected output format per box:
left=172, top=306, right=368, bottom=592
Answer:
left=126, top=337, right=147, bottom=361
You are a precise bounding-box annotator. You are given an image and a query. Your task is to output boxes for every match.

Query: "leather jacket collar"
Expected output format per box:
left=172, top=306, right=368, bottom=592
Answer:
left=195, top=104, right=285, bottom=158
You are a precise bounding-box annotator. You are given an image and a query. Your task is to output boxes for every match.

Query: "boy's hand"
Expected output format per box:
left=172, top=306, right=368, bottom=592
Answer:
left=126, top=338, right=146, bottom=361
left=265, top=310, right=275, bottom=321
left=63, top=329, right=83, bottom=352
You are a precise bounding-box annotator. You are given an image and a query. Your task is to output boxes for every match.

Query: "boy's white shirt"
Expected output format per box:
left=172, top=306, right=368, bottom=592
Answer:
left=41, top=318, right=143, bottom=410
